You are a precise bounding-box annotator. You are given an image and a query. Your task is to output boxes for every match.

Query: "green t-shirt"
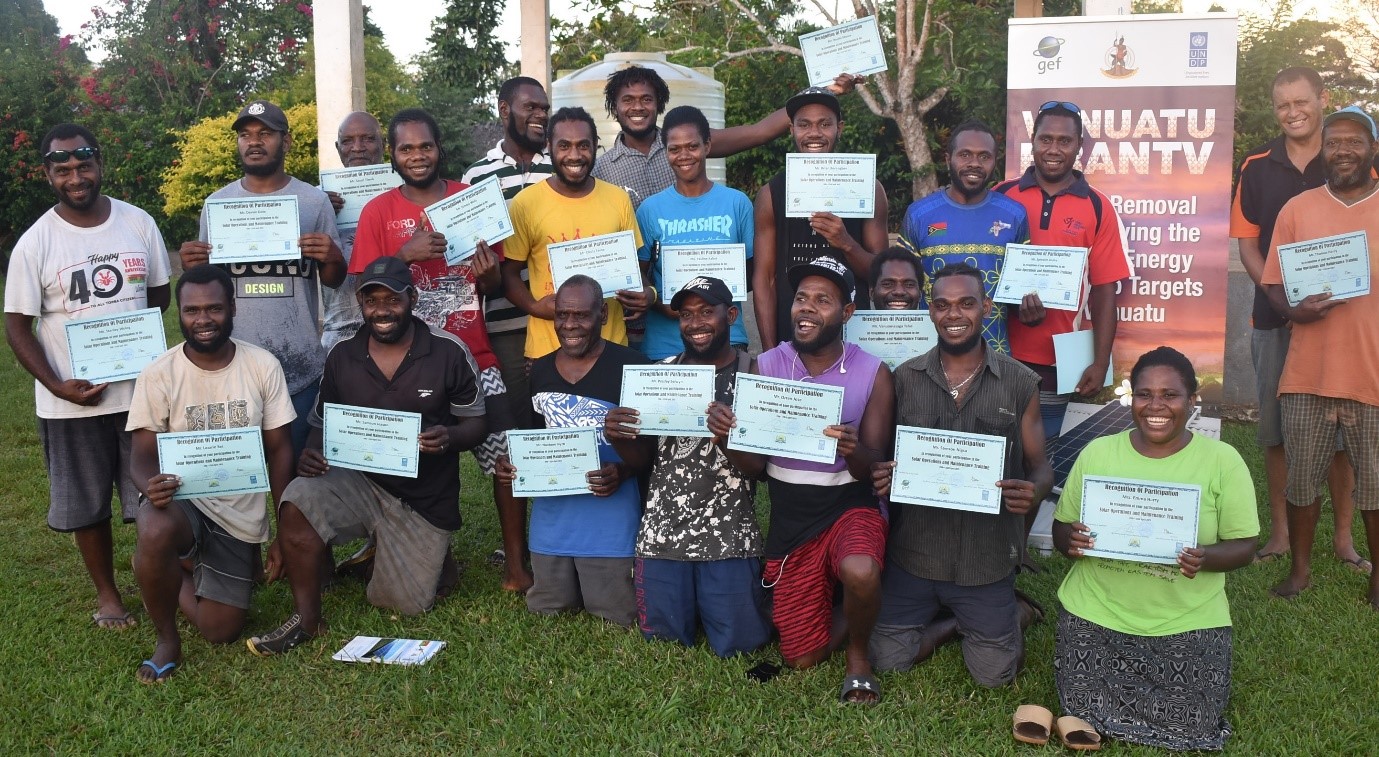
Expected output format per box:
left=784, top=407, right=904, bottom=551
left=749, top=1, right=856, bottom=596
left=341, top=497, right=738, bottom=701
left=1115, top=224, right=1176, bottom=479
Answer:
left=1054, top=431, right=1259, bottom=636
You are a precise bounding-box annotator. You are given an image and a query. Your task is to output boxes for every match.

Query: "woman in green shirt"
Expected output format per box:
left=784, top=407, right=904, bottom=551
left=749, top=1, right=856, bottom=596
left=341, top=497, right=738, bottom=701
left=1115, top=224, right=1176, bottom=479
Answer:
left=1052, top=346, right=1259, bottom=751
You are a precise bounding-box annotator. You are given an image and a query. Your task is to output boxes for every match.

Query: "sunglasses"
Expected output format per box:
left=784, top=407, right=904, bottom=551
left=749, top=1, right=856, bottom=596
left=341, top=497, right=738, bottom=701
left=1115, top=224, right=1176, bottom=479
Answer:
left=43, top=146, right=100, bottom=163
left=1039, top=101, right=1082, bottom=114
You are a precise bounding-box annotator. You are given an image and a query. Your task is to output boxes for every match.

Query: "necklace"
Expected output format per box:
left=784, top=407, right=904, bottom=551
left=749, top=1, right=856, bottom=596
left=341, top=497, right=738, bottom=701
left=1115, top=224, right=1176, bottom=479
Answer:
left=943, top=360, right=983, bottom=399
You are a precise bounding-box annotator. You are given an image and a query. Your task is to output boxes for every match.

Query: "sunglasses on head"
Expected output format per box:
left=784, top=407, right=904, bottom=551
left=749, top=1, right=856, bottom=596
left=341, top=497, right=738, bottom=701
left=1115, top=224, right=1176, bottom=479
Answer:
left=43, top=146, right=100, bottom=163
left=1039, top=101, right=1082, bottom=114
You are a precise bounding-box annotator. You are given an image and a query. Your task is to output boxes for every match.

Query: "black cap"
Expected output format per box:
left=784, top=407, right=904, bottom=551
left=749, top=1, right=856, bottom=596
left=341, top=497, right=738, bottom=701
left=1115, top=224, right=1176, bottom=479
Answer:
left=232, top=100, right=289, bottom=133
left=786, top=87, right=841, bottom=121
left=357, top=256, right=413, bottom=293
left=788, top=256, right=854, bottom=302
left=670, top=276, right=734, bottom=310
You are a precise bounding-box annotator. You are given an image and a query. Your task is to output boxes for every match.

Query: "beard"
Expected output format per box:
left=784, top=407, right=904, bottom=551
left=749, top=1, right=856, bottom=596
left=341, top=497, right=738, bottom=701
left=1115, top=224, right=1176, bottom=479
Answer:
left=554, top=156, right=594, bottom=190
left=949, top=166, right=990, bottom=199
left=681, top=326, right=730, bottom=362
left=1326, top=161, right=1371, bottom=192
left=937, top=329, right=982, bottom=355
left=791, top=319, right=844, bottom=356
left=620, top=118, right=657, bottom=142
left=240, top=143, right=287, bottom=177
left=180, top=318, right=234, bottom=354
left=507, top=111, right=545, bottom=154
left=394, top=157, right=441, bottom=189
left=367, top=313, right=413, bottom=344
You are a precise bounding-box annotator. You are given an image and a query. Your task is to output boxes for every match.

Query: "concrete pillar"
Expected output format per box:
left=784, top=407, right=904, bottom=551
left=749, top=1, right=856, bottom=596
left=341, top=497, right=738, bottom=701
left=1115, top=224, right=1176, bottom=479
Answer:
left=1014, top=0, right=1044, bottom=17
left=314, top=0, right=366, bottom=170
left=520, top=0, right=551, bottom=89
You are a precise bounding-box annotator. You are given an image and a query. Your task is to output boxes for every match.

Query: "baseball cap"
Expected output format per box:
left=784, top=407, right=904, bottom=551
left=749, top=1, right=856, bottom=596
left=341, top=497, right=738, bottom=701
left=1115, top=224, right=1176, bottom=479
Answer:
left=670, top=276, right=734, bottom=310
left=232, top=100, right=290, bottom=133
left=788, top=256, right=855, bottom=302
left=357, top=256, right=413, bottom=293
left=786, top=87, right=842, bottom=121
left=1324, top=105, right=1378, bottom=141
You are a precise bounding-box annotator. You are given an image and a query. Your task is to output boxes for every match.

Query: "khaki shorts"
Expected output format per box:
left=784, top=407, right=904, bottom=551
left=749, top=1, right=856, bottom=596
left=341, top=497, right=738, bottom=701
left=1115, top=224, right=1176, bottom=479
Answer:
left=1281, top=393, right=1379, bottom=510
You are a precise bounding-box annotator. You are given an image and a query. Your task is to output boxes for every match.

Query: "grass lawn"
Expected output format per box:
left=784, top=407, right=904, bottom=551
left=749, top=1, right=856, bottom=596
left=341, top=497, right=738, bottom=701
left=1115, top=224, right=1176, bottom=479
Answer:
left=3, top=295, right=1378, bottom=754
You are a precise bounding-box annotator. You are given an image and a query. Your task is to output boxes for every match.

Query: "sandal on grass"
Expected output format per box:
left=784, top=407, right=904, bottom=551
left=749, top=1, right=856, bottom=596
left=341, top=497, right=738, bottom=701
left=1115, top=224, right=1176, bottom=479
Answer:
left=136, top=659, right=177, bottom=684
left=838, top=674, right=880, bottom=704
left=1012, top=704, right=1053, bottom=745
left=1056, top=715, right=1102, bottom=751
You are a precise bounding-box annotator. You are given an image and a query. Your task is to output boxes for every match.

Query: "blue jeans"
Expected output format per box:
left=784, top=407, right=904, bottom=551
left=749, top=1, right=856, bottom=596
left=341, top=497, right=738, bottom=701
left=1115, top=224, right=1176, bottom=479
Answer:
left=289, top=382, right=320, bottom=459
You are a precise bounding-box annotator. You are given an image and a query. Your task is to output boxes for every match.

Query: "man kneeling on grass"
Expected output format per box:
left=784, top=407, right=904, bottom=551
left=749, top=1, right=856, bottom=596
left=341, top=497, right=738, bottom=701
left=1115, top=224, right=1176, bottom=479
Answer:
left=128, top=265, right=296, bottom=682
left=247, top=257, right=487, bottom=655
left=604, top=277, right=771, bottom=656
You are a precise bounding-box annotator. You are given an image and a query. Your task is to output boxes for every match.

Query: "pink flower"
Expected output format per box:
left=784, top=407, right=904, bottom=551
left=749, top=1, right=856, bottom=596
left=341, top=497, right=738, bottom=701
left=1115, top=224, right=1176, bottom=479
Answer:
left=297, top=3, right=313, bottom=17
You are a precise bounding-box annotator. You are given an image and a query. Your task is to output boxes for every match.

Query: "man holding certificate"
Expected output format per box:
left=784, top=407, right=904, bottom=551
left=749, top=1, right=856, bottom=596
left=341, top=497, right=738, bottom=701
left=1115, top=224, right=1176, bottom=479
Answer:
left=502, top=107, right=652, bottom=360
left=5, top=123, right=171, bottom=633
left=869, top=264, right=1051, bottom=688
left=603, top=277, right=770, bottom=657
left=318, top=111, right=386, bottom=351
left=995, top=102, right=1132, bottom=438
left=247, top=257, right=487, bottom=655
left=1262, top=106, right=1379, bottom=607
left=635, top=106, right=755, bottom=360
left=752, top=87, right=889, bottom=348
left=124, top=265, right=296, bottom=682
left=348, top=109, right=528, bottom=591
left=711, top=257, right=893, bottom=703
left=496, top=276, right=650, bottom=628
left=177, top=99, right=346, bottom=454
left=900, top=120, right=1029, bottom=353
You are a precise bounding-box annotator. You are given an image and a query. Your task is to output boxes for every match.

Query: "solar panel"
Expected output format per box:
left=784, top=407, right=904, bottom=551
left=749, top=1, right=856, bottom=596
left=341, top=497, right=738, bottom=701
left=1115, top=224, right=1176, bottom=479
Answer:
left=1046, top=402, right=1134, bottom=493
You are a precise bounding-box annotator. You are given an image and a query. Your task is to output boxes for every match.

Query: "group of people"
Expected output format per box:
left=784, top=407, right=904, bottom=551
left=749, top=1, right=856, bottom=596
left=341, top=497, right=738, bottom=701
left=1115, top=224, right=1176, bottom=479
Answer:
left=9, top=58, right=1376, bottom=752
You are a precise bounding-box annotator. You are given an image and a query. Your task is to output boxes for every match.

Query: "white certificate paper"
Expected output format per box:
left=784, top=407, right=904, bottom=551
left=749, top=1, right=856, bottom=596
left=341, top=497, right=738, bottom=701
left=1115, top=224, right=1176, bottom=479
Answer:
left=660, top=244, right=748, bottom=303
left=319, top=164, right=402, bottom=229
left=890, top=426, right=1006, bottom=514
left=1052, top=330, right=1114, bottom=395
left=619, top=365, right=715, bottom=438
left=548, top=231, right=643, bottom=294
left=156, top=427, right=270, bottom=499
left=205, top=196, right=301, bottom=264
left=784, top=153, right=877, bottom=218
left=506, top=427, right=602, bottom=497
left=65, top=307, right=167, bottom=384
left=323, top=403, right=423, bottom=478
left=423, top=176, right=515, bottom=265
left=798, top=16, right=888, bottom=87
left=1276, top=230, right=1371, bottom=306
left=727, top=374, right=844, bottom=464
left=1080, top=476, right=1201, bottom=564
left=994, top=243, right=1088, bottom=312
left=843, top=310, right=937, bottom=369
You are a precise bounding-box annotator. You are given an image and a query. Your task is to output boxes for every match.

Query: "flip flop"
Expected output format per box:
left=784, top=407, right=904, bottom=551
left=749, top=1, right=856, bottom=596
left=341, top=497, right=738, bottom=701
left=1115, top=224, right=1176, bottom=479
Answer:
left=136, top=659, right=178, bottom=684
left=1343, top=556, right=1373, bottom=576
left=839, top=673, right=881, bottom=704
left=1254, top=550, right=1286, bottom=564
left=93, top=611, right=137, bottom=630
left=1056, top=715, right=1102, bottom=751
left=1012, top=704, right=1053, bottom=745
left=1270, top=581, right=1309, bottom=600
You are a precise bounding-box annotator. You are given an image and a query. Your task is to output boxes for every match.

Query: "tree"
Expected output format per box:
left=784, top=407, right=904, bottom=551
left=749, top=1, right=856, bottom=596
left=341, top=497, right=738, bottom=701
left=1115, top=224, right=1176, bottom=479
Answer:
left=414, top=0, right=514, bottom=175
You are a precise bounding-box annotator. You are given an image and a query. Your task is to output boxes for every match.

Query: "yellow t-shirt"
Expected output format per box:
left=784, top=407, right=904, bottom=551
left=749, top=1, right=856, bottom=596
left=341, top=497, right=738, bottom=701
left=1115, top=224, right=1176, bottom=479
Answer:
left=505, top=179, right=643, bottom=358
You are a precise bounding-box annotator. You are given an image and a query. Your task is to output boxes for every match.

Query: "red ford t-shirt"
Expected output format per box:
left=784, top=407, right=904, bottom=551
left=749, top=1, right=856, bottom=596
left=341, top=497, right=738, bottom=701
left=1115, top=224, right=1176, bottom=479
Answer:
left=349, top=183, right=499, bottom=372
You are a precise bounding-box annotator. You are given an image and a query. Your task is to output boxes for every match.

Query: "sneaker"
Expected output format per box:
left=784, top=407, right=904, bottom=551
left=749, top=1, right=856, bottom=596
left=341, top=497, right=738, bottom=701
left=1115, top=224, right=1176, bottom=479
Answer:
left=335, top=541, right=376, bottom=581
left=247, top=613, right=316, bottom=656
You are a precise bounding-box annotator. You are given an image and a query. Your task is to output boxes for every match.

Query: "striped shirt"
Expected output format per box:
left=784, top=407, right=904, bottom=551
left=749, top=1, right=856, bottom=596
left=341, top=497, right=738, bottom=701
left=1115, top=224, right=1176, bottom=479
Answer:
left=888, top=346, right=1039, bottom=586
left=460, top=140, right=554, bottom=334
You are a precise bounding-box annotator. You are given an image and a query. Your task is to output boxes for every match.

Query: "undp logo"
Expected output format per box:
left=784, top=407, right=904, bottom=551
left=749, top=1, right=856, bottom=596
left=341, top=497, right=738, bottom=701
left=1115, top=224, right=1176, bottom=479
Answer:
left=1188, top=32, right=1209, bottom=68
left=1033, top=36, right=1064, bottom=74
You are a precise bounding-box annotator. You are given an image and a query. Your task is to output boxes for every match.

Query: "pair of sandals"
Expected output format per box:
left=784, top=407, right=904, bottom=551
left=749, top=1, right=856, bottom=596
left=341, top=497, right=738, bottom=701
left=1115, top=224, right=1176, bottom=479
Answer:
left=1013, top=704, right=1101, bottom=750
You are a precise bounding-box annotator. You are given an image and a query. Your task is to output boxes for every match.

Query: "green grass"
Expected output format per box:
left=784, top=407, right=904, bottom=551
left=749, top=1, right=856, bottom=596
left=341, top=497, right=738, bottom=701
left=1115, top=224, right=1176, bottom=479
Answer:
left=3, top=298, right=1379, bottom=753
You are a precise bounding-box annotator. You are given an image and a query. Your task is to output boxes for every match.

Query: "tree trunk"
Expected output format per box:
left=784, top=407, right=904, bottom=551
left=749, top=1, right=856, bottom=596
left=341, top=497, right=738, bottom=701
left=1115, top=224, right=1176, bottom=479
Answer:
left=897, top=108, right=938, bottom=201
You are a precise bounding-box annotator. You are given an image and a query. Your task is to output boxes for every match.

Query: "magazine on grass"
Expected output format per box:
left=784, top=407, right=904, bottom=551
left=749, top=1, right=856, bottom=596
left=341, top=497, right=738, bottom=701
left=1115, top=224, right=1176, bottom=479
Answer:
left=332, top=636, right=446, bottom=665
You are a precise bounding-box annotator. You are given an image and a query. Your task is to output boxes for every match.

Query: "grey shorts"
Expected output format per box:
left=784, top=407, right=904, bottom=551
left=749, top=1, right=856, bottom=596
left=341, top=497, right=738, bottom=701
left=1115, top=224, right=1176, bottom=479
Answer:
left=1281, top=394, right=1379, bottom=510
left=1252, top=327, right=1289, bottom=447
left=283, top=466, right=451, bottom=614
left=173, top=499, right=256, bottom=610
left=870, top=565, right=1023, bottom=687
left=38, top=413, right=139, bottom=531
left=526, top=553, right=636, bottom=627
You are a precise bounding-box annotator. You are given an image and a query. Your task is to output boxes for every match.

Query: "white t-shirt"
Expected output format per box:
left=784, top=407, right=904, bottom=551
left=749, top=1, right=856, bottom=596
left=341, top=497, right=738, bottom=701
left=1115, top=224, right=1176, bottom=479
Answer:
left=126, top=339, right=296, bottom=544
left=3, top=199, right=172, bottom=419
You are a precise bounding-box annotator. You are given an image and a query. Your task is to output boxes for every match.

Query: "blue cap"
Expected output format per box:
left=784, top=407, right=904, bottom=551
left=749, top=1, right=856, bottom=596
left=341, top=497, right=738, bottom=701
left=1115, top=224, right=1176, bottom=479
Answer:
left=1324, top=105, right=1378, bottom=141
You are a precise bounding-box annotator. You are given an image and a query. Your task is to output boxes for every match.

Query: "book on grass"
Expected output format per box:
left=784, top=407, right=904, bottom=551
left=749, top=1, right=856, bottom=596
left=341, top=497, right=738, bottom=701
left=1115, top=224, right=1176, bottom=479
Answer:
left=332, top=636, right=446, bottom=666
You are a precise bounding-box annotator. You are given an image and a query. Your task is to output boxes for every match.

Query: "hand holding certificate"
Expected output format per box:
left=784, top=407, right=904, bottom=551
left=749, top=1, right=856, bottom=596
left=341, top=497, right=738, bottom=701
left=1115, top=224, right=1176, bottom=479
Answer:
left=1275, top=230, right=1371, bottom=306
left=65, top=307, right=167, bottom=384
left=206, top=196, right=301, bottom=264
left=319, top=164, right=402, bottom=229
left=798, top=16, right=888, bottom=87
left=843, top=311, right=936, bottom=369
left=1079, top=476, right=1201, bottom=564
left=324, top=403, right=423, bottom=478
left=619, top=365, right=715, bottom=438
left=423, top=176, right=515, bottom=265
left=889, top=426, right=1006, bottom=514
left=156, top=427, right=271, bottom=499
left=548, top=231, right=643, bottom=294
left=660, top=244, right=748, bottom=303
left=506, top=427, right=601, bottom=497
left=727, top=374, right=844, bottom=464
left=785, top=154, right=877, bottom=218
left=994, top=244, right=1088, bottom=312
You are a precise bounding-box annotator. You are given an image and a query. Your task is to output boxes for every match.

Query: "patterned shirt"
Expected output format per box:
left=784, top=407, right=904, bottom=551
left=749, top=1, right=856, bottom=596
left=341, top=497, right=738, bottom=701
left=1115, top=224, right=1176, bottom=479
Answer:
left=637, top=350, right=762, bottom=561
left=592, top=128, right=674, bottom=209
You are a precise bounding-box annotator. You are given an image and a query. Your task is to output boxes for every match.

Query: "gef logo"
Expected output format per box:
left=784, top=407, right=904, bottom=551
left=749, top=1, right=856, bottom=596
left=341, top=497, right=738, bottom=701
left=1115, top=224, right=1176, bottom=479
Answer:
left=1188, top=32, right=1208, bottom=68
